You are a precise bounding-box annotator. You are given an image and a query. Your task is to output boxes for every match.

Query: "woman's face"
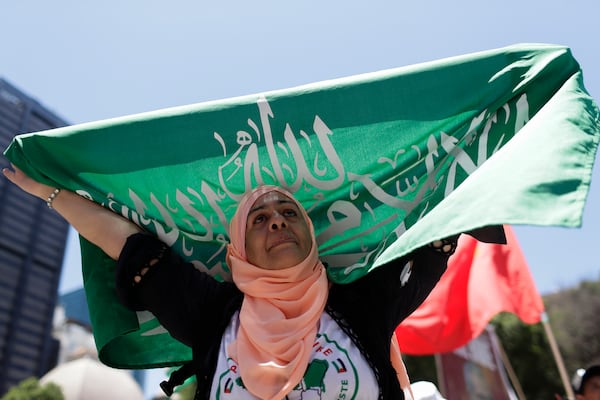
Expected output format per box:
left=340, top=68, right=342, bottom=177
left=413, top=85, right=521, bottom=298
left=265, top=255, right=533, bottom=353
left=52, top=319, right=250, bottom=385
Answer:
left=244, top=191, right=312, bottom=270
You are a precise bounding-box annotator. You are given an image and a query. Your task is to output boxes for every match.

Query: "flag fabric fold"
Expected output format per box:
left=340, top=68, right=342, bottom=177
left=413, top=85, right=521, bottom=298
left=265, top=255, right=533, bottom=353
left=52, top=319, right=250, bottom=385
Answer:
left=396, top=226, right=544, bottom=355
left=4, top=43, right=599, bottom=369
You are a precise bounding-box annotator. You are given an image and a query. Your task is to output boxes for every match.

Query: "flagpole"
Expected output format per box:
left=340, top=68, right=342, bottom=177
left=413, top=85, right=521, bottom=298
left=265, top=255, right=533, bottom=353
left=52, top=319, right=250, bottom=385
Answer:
left=495, top=335, right=527, bottom=400
left=541, top=312, right=575, bottom=400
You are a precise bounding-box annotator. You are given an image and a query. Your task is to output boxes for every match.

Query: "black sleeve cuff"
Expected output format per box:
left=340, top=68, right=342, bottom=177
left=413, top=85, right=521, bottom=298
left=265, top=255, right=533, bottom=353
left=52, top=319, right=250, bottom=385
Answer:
left=114, top=231, right=169, bottom=310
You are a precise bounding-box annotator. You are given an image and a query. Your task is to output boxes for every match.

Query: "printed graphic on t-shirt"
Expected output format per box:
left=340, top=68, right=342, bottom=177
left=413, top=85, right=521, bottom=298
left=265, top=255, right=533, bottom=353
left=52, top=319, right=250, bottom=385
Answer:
left=210, top=312, right=378, bottom=399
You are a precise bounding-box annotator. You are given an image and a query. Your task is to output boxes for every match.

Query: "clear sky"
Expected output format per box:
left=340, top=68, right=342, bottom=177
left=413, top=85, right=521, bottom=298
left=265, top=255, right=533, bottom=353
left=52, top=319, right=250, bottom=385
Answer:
left=2, top=1, right=599, bottom=397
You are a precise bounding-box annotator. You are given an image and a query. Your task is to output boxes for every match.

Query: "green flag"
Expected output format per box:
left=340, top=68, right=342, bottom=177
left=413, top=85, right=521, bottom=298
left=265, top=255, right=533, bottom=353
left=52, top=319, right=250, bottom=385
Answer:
left=4, top=43, right=599, bottom=369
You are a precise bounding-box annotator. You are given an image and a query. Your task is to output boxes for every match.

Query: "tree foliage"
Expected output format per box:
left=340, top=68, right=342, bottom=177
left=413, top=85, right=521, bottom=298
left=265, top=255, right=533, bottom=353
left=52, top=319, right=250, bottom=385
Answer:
left=493, top=279, right=600, bottom=397
left=493, top=313, right=562, bottom=398
left=542, top=279, right=600, bottom=371
left=404, top=354, right=437, bottom=385
left=1, top=377, right=64, bottom=400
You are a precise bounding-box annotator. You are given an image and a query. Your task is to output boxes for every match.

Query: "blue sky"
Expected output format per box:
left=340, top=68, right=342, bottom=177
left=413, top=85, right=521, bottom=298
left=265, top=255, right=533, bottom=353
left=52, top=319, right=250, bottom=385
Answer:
left=2, top=1, right=599, bottom=397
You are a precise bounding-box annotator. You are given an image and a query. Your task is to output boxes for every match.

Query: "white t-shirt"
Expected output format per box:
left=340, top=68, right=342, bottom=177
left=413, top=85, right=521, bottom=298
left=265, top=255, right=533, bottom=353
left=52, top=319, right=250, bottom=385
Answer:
left=210, top=311, right=379, bottom=399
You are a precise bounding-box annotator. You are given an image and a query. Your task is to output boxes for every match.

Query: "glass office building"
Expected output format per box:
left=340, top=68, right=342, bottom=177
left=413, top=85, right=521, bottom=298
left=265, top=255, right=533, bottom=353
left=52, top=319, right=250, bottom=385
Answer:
left=0, top=78, right=70, bottom=394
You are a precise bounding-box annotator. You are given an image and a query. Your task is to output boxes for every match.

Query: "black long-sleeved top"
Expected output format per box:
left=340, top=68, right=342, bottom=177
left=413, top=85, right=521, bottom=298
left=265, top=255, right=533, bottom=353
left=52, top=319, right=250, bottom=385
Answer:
left=115, top=232, right=451, bottom=399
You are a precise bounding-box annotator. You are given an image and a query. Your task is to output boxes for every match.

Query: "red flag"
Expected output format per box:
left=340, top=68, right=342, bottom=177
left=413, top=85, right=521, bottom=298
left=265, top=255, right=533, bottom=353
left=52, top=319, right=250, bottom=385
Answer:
left=396, top=225, right=544, bottom=355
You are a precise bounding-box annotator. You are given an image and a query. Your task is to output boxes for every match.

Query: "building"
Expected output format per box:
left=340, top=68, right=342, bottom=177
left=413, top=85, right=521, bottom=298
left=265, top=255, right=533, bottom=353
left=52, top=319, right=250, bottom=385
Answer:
left=0, top=78, right=70, bottom=394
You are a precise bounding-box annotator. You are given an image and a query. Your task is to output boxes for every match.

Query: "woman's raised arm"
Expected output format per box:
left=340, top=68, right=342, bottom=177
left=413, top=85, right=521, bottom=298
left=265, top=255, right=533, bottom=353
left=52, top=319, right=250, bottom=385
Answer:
left=2, top=164, right=141, bottom=260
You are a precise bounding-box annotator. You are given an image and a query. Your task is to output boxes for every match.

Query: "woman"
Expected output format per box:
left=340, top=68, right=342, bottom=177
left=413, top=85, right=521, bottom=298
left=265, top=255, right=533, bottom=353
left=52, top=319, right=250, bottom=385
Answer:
left=3, top=165, right=457, bottom=399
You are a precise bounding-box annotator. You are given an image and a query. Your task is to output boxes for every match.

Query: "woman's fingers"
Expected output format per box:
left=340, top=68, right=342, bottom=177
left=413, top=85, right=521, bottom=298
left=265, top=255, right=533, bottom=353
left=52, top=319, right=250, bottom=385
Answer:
left=2, top=164, right=25, bottom=185
left=2, top=164, right=17, bottom=184
left=2, top=163, right=52, bottom=199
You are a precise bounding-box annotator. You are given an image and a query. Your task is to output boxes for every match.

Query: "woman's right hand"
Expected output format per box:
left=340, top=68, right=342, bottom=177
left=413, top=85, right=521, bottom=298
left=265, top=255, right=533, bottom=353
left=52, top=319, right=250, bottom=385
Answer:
left=2, top=163, right=55, bottom=200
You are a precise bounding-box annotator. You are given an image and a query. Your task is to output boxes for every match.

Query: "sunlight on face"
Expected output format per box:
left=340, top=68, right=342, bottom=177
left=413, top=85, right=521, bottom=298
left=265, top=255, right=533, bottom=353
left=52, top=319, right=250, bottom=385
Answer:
left=244, top=192, right=311, bottom=270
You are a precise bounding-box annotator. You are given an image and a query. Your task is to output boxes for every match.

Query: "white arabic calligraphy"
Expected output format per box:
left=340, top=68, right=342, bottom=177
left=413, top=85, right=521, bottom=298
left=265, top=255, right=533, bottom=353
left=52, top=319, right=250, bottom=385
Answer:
left=94, top=92, right=529, bottom=337
left=104, top=93, right=529, bottom=277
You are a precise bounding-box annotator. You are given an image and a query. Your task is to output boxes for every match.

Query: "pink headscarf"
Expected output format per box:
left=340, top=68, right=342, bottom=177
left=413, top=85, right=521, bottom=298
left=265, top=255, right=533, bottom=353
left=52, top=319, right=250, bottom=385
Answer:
left=226, top=185, right=412, bottom=398
left=226, top=186, right=329, bottom=400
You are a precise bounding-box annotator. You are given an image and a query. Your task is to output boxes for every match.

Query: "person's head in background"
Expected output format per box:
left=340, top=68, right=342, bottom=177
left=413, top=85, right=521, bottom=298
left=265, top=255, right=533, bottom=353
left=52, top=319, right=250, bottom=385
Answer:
left=573, top=365, right=600, bottom=400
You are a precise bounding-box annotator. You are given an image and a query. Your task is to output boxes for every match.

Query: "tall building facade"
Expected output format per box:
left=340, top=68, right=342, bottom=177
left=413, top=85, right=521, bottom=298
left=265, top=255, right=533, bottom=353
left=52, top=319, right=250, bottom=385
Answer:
left=0, top=78, right=70, bottom=394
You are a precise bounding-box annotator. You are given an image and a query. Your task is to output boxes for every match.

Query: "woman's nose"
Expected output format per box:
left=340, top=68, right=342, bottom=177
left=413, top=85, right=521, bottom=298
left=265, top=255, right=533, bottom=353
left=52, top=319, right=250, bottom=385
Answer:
left=269, top=212, right=287, bottom=230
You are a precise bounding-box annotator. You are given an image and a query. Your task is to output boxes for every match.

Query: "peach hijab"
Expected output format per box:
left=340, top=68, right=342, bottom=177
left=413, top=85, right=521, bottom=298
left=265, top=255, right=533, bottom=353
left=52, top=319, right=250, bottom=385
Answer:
left=226, top=185, right=411, bottom=399
left=226, top=185, right=329, bottom=400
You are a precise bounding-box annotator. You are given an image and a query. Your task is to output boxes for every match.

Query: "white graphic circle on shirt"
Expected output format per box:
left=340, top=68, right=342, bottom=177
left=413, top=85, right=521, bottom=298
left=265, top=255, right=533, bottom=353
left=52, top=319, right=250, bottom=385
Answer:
left=211, top=312, right=378, bottom=399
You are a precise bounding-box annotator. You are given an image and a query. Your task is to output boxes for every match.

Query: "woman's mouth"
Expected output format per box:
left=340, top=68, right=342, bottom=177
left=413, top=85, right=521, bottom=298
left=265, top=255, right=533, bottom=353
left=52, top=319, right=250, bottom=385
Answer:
left=268, top=236, right=297, bottom=250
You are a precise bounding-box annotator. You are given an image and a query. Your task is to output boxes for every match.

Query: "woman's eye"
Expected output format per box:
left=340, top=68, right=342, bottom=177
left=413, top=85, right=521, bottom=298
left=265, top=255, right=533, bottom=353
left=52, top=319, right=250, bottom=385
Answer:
left=253, top=214, right=266, bottom=224
left=283, top=209, right=297, bottom=217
